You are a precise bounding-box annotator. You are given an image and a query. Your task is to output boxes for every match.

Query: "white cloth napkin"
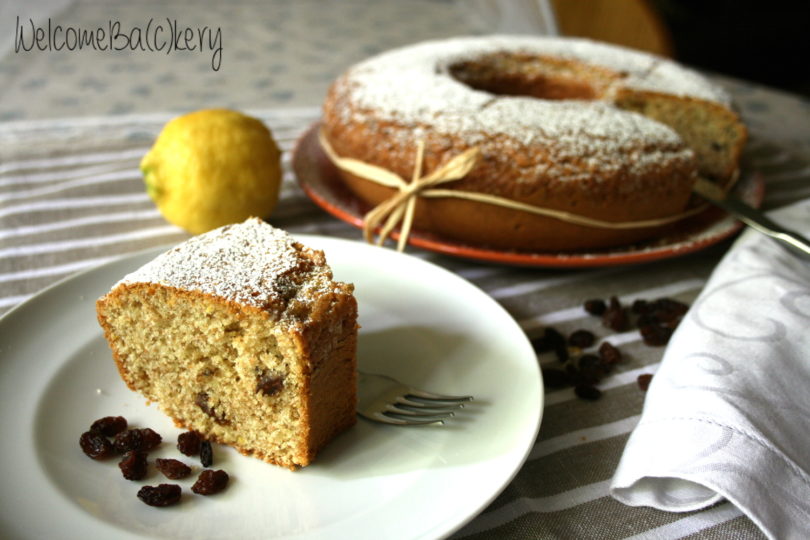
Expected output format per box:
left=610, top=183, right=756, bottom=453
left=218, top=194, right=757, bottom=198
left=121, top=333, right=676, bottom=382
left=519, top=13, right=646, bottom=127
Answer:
left=611, top=199, right=810, bottom=540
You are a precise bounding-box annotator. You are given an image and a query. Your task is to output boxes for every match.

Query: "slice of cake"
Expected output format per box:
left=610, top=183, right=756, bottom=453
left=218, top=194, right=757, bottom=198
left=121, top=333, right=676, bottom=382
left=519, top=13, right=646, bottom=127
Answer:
left=96, top=218, right=358, bottom=469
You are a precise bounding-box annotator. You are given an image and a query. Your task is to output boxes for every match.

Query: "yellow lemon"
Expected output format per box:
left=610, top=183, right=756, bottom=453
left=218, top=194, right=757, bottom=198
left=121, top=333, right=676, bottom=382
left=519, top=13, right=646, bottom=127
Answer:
left=141, top=109, right=282, bottom=234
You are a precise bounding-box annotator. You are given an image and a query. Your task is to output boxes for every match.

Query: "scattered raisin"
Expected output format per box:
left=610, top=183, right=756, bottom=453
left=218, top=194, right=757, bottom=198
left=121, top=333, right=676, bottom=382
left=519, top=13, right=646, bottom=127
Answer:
left=80, top=430, right=114, bottom=460
left=191, top=469, right=229, bottom=495
left=541, top=368, right=569, bottom=389
left=113, top=430, right=138, bottom=452
left=90, top=416, right=128, bottom=436
left=177, top=430, right=203, bottom=456
left=545, top=327, right=566, bottom=348
left=200, top=440, right=213, bottom=468
left=578, top=354, right=605, bottom=384
left=531, top=327, right=565, bottom=354
left=631, top=299, right=651, bottom=314
left=138, top=428, right=162, bottom=450
left=564, top=364, right=584, bottom=386
left=114, top=428, right=162, bottom=453
left=574, top=384, right=602, bottom=401
left=636, top=313, right=657, bottom=328
left=598, top=341, right=623, bottom=366
left=531, top=327, right=569, bottom=362
left=602, top=296, right=629, bottom=332
left=659, top=316, right=684, bottom=330
left=568, top=329, right=596, bottom=348
left=155, top=458, right=192, bottom=480
left=652, top=298, right=689, bottom=319
left=640, top=324, right=673, bottom=346
left=118, top=450, right=148, bottom=480
left=137, top=484, right=182, bottom=507
left=583, top=299, right=607, bottom=316
left=637, top=373, right=654, bottom=391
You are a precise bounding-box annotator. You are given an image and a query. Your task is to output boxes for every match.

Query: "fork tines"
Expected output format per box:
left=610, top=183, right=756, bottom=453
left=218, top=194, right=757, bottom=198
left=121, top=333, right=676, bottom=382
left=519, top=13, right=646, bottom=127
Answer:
left=357, top=371, right=474, bottom=426
left=378, top=392, right=473, bottom=426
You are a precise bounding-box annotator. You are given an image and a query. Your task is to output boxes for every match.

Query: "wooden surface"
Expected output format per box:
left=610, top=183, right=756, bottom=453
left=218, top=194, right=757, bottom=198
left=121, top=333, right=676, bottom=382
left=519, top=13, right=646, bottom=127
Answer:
left=552, top=0, right=673, bottom=56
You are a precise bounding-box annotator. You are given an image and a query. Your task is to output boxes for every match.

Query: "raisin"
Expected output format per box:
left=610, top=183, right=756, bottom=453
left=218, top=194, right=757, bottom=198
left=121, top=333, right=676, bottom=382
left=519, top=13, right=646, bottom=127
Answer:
left=659, top=316, right=684, bottom=330
left=90, top=416, right=128, bottom=436
left=583, top=299, right=607, bottom=316
left=79, top=430, right=114, bottom=460
left=541, top=368, right=569, bottom=389
left=256, top=370, right=284, bottom=396
left=545, top=327, right=566, bottom=348
left=640, top=324, right=673, bottom=346
left=568, top=329, right=595, bottom=348
left=139, top=428, right=162, bottom=450
left=636, top=313, right=657, bottom=328
left=137, top=484, right=182, bottom=507
left=637, top=373, right=654, bottom=391
left=631, top=299, right=651, bottom=314
left=530, top=334, right=553, bottom=354
left=574, top=384, right=602, bottom=401
left=578, top=354, right=605, bottom=384
left=200, top=440, right=213, bottom=467
left=191, top=469, right=229, bottom=495
left=118, top=450, right=148, bottom=480
left=114, top=428, right=162, bottom=453
left=531, top=327, right=565, bottom=354
left=602, top=296, right=629, bottom=332
left=177, top=430, right=203, bottom=456
left=564, top=364, right=585, bottom=386
left=598, top=341, right=623, bottom=366
left=195, top=392, right=229, bottom=425
left=652, top=298, right=689, bottom=318
left=155, top=458, right=192, bottom=480
left=113, top=429, right=139, bottom=452
left=195, top=392, right=213, bottom=416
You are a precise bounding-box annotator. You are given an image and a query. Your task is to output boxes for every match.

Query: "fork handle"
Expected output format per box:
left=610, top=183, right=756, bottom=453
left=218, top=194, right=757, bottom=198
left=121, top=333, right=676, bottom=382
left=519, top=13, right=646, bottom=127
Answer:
left=693, top=179, right=810, bottom=261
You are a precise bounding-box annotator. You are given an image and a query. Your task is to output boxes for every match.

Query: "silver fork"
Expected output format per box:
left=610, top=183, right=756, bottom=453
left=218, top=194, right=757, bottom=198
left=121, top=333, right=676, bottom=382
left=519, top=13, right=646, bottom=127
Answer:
left=357, top=370, right=474, bottom=425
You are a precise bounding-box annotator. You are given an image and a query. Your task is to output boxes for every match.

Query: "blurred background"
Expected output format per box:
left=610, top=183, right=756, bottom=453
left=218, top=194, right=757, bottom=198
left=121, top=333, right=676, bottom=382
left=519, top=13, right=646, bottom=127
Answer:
left=0, top=0, right=808, bottom=123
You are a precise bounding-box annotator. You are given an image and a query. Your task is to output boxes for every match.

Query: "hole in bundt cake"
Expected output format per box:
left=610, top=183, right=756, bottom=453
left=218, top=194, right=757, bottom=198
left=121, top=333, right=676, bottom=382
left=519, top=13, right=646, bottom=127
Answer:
left=448, top=53, right=619, bottom=101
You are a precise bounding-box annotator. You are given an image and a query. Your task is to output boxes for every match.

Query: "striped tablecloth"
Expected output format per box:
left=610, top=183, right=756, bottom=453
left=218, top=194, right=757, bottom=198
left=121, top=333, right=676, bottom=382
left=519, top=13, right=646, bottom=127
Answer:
left=1, top=90, right=809, bottom=538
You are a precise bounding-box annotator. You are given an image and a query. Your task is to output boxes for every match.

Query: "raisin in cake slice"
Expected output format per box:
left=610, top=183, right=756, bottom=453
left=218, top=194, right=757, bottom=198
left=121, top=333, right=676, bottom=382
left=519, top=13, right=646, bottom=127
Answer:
left=96, top=218, right=358, bottom=469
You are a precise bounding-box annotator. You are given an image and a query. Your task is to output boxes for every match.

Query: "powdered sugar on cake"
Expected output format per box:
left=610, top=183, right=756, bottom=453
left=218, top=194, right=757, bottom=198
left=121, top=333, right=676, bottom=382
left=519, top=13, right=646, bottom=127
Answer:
left=119, top=218, right=313, bottom=309
left=331, top=35, right=730, bottom=180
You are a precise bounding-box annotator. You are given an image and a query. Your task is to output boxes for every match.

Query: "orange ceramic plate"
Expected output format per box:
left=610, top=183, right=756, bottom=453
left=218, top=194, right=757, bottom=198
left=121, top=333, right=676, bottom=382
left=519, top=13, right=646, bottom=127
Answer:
left=292, top=123, right=764, bottom=268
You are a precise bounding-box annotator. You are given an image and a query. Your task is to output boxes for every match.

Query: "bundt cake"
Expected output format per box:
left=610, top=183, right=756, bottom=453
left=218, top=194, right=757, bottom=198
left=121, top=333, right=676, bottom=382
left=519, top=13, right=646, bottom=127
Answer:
left=321, top=35, right=747, bottom=251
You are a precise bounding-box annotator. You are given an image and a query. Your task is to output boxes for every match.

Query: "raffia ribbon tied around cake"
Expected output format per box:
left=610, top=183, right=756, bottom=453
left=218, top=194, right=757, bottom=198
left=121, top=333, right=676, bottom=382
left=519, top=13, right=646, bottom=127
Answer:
left=317, top=129, right=708, bottom=252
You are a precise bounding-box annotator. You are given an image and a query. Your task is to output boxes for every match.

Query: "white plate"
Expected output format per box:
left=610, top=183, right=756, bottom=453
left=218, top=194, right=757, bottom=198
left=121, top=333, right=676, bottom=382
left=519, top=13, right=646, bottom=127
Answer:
left=0, top=235, right=542, bottom=540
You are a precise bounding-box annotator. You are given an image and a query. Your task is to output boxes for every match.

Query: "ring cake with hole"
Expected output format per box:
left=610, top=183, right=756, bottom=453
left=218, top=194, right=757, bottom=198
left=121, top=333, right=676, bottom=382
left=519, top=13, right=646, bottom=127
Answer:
left=96, top=218, right=358, bottom=469
left=321, top=35, right=747, bottom=251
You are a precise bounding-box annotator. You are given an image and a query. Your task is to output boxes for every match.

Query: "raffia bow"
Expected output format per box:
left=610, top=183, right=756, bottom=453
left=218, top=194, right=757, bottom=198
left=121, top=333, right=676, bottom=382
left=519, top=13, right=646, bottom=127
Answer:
left=318, top=129, right=711, bottom=252
left=318, top=129, right=479, bottom=251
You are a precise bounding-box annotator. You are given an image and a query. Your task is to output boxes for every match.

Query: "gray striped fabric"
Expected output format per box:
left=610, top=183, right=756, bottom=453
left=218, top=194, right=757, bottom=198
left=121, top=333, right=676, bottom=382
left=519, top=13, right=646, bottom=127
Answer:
left=1, top=88, right=808, bottom=537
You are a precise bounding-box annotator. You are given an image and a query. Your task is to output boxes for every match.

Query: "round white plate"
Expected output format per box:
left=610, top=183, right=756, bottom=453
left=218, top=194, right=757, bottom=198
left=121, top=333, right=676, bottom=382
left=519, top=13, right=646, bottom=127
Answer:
left=0, top=235, right=543, bottom=540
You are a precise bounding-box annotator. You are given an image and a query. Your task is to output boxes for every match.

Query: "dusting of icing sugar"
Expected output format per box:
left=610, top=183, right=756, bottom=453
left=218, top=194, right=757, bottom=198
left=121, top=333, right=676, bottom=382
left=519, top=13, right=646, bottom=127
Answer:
left=332, top=35, right=731, bottom=180
left=631, top=60, right=731, bottom=105
left=118, top=218, right=306, bottom=309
